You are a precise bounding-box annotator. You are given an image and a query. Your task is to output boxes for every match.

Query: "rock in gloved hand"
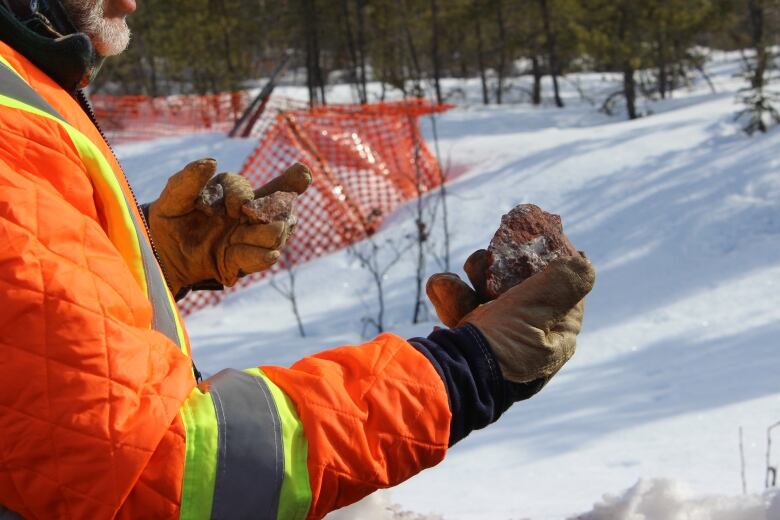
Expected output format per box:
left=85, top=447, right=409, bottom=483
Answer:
left=482, top=203, right=578, bottom=299
left=241, top=191, right=297, bottom=225
left=429, top=203, right=580, bottom=328
left=148, top=160, right=312, bottom=296
left=426, top=202, right=594, bottom=384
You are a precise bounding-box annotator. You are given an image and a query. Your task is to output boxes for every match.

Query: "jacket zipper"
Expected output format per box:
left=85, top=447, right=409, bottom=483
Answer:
left=74, top=89, right=203, bottom=382
left=74, top=89, right=173, bottom=292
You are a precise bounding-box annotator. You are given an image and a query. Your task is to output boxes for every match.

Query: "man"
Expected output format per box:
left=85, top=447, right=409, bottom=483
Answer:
left=0, top=1, right=595, bottom=519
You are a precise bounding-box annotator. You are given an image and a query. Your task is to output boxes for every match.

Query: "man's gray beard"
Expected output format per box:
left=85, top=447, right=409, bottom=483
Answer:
left=59, top=0, right=131, bottom=56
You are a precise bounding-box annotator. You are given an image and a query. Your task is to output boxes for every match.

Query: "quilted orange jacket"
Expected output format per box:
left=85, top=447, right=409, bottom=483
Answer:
left=0, top=35, right=451, bottom=520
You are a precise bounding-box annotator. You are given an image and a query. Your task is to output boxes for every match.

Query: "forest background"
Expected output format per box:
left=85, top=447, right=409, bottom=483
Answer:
left=96, top=0, right=779, bottom=126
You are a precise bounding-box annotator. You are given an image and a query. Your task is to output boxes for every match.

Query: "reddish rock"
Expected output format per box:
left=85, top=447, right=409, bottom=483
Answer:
left=241, top=191, right=297, bottom=224
left=485, top=204, right=577, bottom=299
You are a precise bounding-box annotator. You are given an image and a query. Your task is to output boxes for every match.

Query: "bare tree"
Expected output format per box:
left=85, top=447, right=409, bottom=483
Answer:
left=428, top=109, right=451, bottom=273
left=269, top=253, right=306, bottom=337
left=348, top=236, right=411, bottom=334
left=740, top=426, right=747, bottom=495
left=765, top=420, right=780, bottom=488
left=410, top=123, right=429, bottom=324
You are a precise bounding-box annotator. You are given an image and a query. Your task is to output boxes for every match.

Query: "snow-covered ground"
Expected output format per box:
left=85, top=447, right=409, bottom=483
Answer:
left=117, top=51, right=780, bottom=519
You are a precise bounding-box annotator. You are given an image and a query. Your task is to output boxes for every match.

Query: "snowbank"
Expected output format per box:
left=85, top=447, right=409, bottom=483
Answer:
left=571, top=480, right=780, bottom=520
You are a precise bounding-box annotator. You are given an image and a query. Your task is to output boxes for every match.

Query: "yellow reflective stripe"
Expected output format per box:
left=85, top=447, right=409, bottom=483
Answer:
left=180, top=387, right=219, bottom=520
left=170, top=296, right=189, bottom=354
left=0, top=92, right=148, bottom=296
left=247, top=368, right=312, bottom=520
left=0, top=54, right=190, bottom=357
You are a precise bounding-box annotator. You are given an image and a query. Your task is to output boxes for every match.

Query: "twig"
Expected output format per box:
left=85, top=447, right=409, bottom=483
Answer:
left=694, top=61, right=717, bottom=94
left=348, top=235, right=411, bottom=334
left=740, top=426, right=747, bottom=495
left=765, top=420, right=780, bottom=488
left=599, top=90, right=624, bottom=116
left=268, top=253, right=306, bottom=337
left=429, top=108, right=451, bottom=273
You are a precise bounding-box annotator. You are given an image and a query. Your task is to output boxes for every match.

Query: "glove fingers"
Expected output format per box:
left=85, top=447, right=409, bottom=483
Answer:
left=463, top=249, right=491, bottom=303
left=500, top=255, right=595, bottom=328
left=426, top=273, right=480, bottom=328
left=229, top=220, right=288, bottom=249
left=221, top=245, right=281, bottom=286
left=253, top=163, right=313, bottom=198
left=213, top=173, right=255, bottom=219
left=157, top=158, right=217, bottom=216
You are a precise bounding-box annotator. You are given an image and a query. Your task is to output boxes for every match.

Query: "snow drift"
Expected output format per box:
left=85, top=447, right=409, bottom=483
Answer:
left=571, top=479, right=780, bottom=520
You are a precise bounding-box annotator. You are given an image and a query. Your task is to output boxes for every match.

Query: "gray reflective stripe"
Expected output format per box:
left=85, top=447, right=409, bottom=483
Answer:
left=0, top=60, right=181, bottom=348
left=209, top=369, right=284, bottom=520
left=134, top=214, right=180, bottom=345
left=0, top=60, right=64, bottom=121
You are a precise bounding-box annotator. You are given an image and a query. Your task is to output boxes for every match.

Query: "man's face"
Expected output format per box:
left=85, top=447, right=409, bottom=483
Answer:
left=59, top=0, right=136, bottom=56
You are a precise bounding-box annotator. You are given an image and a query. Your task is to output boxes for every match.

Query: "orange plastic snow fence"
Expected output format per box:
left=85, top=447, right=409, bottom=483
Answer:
left=91, top=91, right=252, bottom=142
left=93, top=93, right=451, bottom=315
left=178, top=99, right=452, bottom=315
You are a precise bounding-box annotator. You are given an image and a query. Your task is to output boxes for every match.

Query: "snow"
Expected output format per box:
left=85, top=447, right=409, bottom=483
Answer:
left=116, top=50, right=780, bottom=519
left=571, top=480, right=780, bottom=520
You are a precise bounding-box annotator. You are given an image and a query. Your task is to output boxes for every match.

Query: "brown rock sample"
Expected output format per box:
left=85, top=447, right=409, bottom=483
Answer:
left=241, top=191, right=297, bottom=225
left=485, top=204, right=577, bottom=299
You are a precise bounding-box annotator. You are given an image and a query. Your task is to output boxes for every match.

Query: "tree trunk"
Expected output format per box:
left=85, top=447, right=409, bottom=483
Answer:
left=341, top=0, right=365, bottom=103
left=654, top=19, right=668, bottom=99
left=539, top=0, right=564, bottom=107
left=748, top=0, right=767, bottom=90
left=399, top=0, right=423, bottom=94
left=531, top=55, right=542, bottom=105
left=356, top=0, right=369, bottom=103
left=430, top=0, right=443, bottom=104
left=473, top=0, right=489, bottom=104
left=492, top=0, right=507, bottom=104
left=623, top=64, right=638, bottom=119
left=302, top=0, right=326, bottom=106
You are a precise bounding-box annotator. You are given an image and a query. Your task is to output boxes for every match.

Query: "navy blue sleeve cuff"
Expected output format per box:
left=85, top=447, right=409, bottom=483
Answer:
left=409, top=324, right=546, bottom=446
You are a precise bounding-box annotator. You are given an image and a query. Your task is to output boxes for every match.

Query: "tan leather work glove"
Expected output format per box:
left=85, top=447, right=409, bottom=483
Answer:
left=427, top=253, right=595, bottom=383
left=147, top=159, right=312, bottom=296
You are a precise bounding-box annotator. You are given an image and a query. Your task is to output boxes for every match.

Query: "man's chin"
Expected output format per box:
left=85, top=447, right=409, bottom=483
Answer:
left=91, top=21, right=131, bottom=56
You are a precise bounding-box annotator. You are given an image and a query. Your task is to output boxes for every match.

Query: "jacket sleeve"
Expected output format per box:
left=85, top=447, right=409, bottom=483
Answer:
left=261, top=333, right=452, bottom=519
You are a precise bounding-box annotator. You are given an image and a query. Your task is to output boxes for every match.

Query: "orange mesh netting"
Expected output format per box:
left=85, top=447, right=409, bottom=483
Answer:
left=92, top=92, right=252, bottom=143
left=177, top=98, right=452, bottom=315
left=92, top=92, right=451, bottom=315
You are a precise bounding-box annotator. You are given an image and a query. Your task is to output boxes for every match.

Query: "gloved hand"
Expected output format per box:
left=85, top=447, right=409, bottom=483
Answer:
left=147, top=159, right=312, bottom=296
left=426, top=253, right=595, bottom=383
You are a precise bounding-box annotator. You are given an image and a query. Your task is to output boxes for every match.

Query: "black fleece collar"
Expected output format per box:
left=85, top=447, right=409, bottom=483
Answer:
left=0, top=0, right=100, bottom=92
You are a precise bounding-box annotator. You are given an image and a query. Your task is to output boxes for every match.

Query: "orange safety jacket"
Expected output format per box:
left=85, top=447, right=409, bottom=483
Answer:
left=0, top=38, right=451, bottom=519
